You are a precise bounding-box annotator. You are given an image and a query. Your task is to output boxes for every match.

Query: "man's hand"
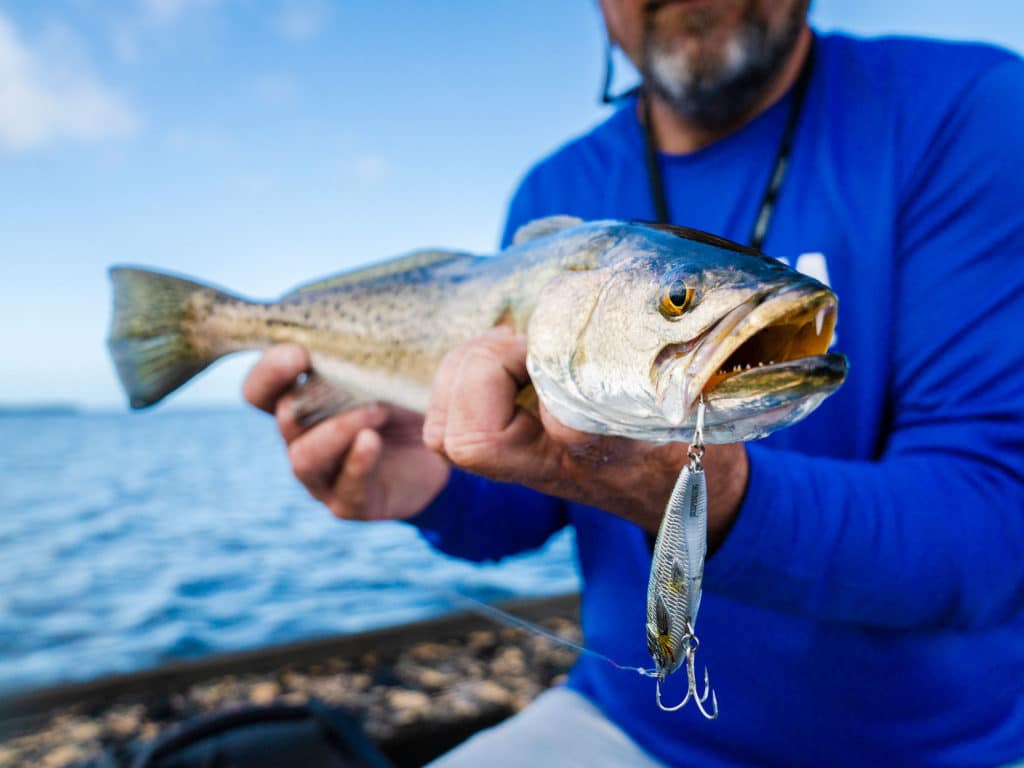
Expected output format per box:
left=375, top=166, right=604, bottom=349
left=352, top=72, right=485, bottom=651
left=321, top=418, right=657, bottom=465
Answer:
left=423, top=327, right=749, bottom=545
left=243, top=344, right=450, bottom=521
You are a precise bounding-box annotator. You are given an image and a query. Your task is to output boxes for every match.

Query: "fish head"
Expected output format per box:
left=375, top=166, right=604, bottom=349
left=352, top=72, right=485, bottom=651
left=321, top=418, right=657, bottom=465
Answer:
left=526, top=223, right=847, bottom=443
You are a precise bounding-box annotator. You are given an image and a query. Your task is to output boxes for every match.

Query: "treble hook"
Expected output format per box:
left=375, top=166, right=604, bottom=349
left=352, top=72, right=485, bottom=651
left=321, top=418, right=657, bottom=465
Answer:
left=654, top=633, right=719, bottom=719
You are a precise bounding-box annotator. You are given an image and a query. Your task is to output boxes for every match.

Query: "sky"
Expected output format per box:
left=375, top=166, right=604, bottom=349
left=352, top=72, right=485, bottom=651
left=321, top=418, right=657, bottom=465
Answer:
left=2, top=0, right=1023, bottom=409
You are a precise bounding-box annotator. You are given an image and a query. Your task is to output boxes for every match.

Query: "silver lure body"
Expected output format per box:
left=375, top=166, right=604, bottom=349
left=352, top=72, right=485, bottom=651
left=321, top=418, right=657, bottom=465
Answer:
left=646, top=464, right=708, bottom=677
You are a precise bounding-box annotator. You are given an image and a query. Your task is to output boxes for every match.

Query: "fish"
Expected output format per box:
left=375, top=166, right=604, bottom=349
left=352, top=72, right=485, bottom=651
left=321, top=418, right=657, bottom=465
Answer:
left=107, top=216, right=847, bottom=442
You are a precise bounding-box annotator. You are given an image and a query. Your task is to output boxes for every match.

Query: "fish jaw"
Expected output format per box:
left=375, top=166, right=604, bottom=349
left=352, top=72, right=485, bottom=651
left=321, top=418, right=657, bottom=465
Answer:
left=697, top=353, right=848, bottom=441
left=654, top=284, right=846, bottom=442
left=653, top=299, right=755, bottom=426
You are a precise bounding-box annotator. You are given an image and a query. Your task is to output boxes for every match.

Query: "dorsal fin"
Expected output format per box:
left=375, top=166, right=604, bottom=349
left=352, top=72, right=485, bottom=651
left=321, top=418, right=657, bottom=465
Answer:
left=281, top=249, right=468, bottom=298
left=638, top=221, right=765, bottom=258
left=512, top=215, right=584, bottom=246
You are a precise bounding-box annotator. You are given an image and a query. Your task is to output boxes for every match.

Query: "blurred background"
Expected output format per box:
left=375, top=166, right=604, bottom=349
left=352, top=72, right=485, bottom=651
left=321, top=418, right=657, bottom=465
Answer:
left=2, top=0, right=1022, bottom=695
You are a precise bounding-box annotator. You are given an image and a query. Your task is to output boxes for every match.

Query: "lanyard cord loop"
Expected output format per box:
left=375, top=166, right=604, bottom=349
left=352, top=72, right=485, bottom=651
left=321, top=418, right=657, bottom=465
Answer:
left=640, top=41, right=815, bottom=250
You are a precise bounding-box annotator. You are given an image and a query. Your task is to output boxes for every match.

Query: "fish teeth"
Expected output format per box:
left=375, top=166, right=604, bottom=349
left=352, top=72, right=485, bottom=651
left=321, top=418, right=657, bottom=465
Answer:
left=816, top=307, right=826, bottom=336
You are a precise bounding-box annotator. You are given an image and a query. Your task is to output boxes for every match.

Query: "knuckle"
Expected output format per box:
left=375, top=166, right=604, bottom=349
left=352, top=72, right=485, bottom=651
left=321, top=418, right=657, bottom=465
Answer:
left=327, top=414, right=359, bottom=446
left=241, top=376, right=259, bottom=407
left=441, top=340, right=481, bottom=372
left=326, top=499, right=354, bottom=520
left=462, top=346, right=497, bottom=368
left=269, top=343, right=307, bottom=375
left=287, top=441, right=317, bottom=484
left=443, top=432, right=492, bottom=469
left=422, top=416, right=444, bottom=452
left=331, top=482, right=366, bottom=520
left=275, top=397, right=298, bottom=436
left=242, top=370, right=272, bottom=409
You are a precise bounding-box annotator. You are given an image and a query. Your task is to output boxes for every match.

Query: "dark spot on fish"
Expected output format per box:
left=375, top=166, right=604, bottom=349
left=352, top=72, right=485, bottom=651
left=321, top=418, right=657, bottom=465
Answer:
left=264, top=318, right=305, bottom=329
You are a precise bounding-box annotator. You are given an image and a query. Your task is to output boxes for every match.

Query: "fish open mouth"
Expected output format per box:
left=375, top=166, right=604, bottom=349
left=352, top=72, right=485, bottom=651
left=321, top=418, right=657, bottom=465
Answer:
left=700, top=290, right=838, bottom=396
left=652, top=285, right=846, bottom=427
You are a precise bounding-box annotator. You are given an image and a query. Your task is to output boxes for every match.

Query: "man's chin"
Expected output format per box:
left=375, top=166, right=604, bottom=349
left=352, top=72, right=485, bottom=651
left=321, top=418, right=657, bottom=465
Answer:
left=643, top=14, right=804, bottom=130
left=646, top=45, right=763, bottom=128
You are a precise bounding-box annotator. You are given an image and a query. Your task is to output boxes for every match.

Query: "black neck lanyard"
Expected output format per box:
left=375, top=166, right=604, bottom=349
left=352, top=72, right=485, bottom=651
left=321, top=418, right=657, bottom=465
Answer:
left=641, top=42, right=815, bottom=251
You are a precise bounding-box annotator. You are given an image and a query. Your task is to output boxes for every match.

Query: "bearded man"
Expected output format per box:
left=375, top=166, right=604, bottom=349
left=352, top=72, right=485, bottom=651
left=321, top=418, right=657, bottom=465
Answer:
left=245, top=1, right=1024, bottom=764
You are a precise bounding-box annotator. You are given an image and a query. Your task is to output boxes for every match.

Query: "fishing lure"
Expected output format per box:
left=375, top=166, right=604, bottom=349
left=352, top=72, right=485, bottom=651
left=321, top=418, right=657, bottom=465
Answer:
left=645, top=398, right=718, bottom=718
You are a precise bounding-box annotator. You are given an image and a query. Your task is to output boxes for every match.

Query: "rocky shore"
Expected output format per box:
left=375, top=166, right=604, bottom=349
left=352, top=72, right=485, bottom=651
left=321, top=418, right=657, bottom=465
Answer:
left=0, top=609, right=580, bottom=768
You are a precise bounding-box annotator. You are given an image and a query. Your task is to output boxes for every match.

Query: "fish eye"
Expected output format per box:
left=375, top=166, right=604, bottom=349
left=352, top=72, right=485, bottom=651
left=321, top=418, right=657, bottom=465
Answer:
left=659, top=280, right=695, bottom=318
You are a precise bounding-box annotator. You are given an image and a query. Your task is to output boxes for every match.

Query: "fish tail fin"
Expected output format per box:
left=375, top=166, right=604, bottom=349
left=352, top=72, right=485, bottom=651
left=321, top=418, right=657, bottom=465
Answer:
left=107, top=266, right=236, bottom=409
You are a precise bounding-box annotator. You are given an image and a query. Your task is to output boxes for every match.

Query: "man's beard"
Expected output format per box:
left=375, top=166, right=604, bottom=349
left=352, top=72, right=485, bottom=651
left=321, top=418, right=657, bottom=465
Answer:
left=642, top=3, right=806, bottom=129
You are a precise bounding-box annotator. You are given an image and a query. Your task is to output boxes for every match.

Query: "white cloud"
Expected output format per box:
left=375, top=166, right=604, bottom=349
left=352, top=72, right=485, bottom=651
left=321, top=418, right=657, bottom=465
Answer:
left=0, top=12, right=139, bottom=152
left=274, top=0, right=329, bottom=42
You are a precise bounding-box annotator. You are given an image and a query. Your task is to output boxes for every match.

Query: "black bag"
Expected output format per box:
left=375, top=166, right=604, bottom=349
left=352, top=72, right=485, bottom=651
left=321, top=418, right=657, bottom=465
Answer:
left=130, top=699, right=394, bottom=768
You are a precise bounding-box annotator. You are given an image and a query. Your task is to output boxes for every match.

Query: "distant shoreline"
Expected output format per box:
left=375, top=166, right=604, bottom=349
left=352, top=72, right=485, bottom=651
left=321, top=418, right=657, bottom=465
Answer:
left=0, top=403, right=254, bottom=417
left=0, top=403, right=81, bottom=417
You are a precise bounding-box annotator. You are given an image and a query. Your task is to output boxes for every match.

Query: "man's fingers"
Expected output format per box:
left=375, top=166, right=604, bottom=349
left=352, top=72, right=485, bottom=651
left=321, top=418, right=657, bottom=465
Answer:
left=491, top=327, right=530, bottom=386
left=286, top=407, right=388, bottom=493
left=423, top=342, right=472, bottom=451
left=243, top=344, right=310, bottom=413
left=327, top=429, right=383, bottom=520
left=441, top=330, right=536, bottom=469
left=425, top=327, right=528, bottom=454
left=274, top=391, right=304, bottom=443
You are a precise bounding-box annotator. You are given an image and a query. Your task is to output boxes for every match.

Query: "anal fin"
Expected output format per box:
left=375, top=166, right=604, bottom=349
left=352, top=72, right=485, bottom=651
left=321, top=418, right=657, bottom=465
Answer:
left=291, top=371, right=370, bottom=428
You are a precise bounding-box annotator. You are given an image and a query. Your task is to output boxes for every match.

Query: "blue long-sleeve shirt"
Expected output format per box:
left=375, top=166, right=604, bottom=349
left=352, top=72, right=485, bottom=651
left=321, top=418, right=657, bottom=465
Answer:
left=413, top=33, right=1024, bottom=766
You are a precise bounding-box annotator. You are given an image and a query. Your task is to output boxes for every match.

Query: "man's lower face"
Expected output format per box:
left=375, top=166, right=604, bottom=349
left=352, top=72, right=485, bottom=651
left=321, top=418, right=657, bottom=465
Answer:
left=641, top=0, right=808, bottom=126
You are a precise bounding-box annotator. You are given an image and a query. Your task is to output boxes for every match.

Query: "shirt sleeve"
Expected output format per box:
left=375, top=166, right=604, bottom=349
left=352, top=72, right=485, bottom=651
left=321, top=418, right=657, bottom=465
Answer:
left=704, top=59, right=1024, bottom=631
left=409, top=469, right=569, bottom=562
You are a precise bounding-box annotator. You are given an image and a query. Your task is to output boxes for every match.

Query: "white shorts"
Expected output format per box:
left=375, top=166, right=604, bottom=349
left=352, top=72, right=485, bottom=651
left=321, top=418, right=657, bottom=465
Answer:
left=426, top=686, right=665, bottom=768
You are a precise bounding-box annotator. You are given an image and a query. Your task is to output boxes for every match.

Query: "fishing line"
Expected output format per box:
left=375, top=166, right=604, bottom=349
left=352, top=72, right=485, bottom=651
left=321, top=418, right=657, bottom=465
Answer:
left=422, top=581, right=657, bottom=679
left=356, top=557, right=656, bottom=678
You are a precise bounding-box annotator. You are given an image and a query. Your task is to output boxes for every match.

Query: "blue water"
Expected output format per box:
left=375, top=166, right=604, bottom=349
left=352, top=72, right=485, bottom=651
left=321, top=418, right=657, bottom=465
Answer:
left=0, top=409, right=580, bottom=694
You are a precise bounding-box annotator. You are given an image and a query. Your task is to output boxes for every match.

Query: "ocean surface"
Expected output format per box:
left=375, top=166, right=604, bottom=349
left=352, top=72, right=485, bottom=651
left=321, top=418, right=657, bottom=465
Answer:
left=0, top=408, right=579, bottom=694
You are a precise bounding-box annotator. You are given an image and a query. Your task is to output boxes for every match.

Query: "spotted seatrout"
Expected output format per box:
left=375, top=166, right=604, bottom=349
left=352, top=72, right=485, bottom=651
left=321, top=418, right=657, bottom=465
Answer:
left=108, top=216, right=846, bottom=443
